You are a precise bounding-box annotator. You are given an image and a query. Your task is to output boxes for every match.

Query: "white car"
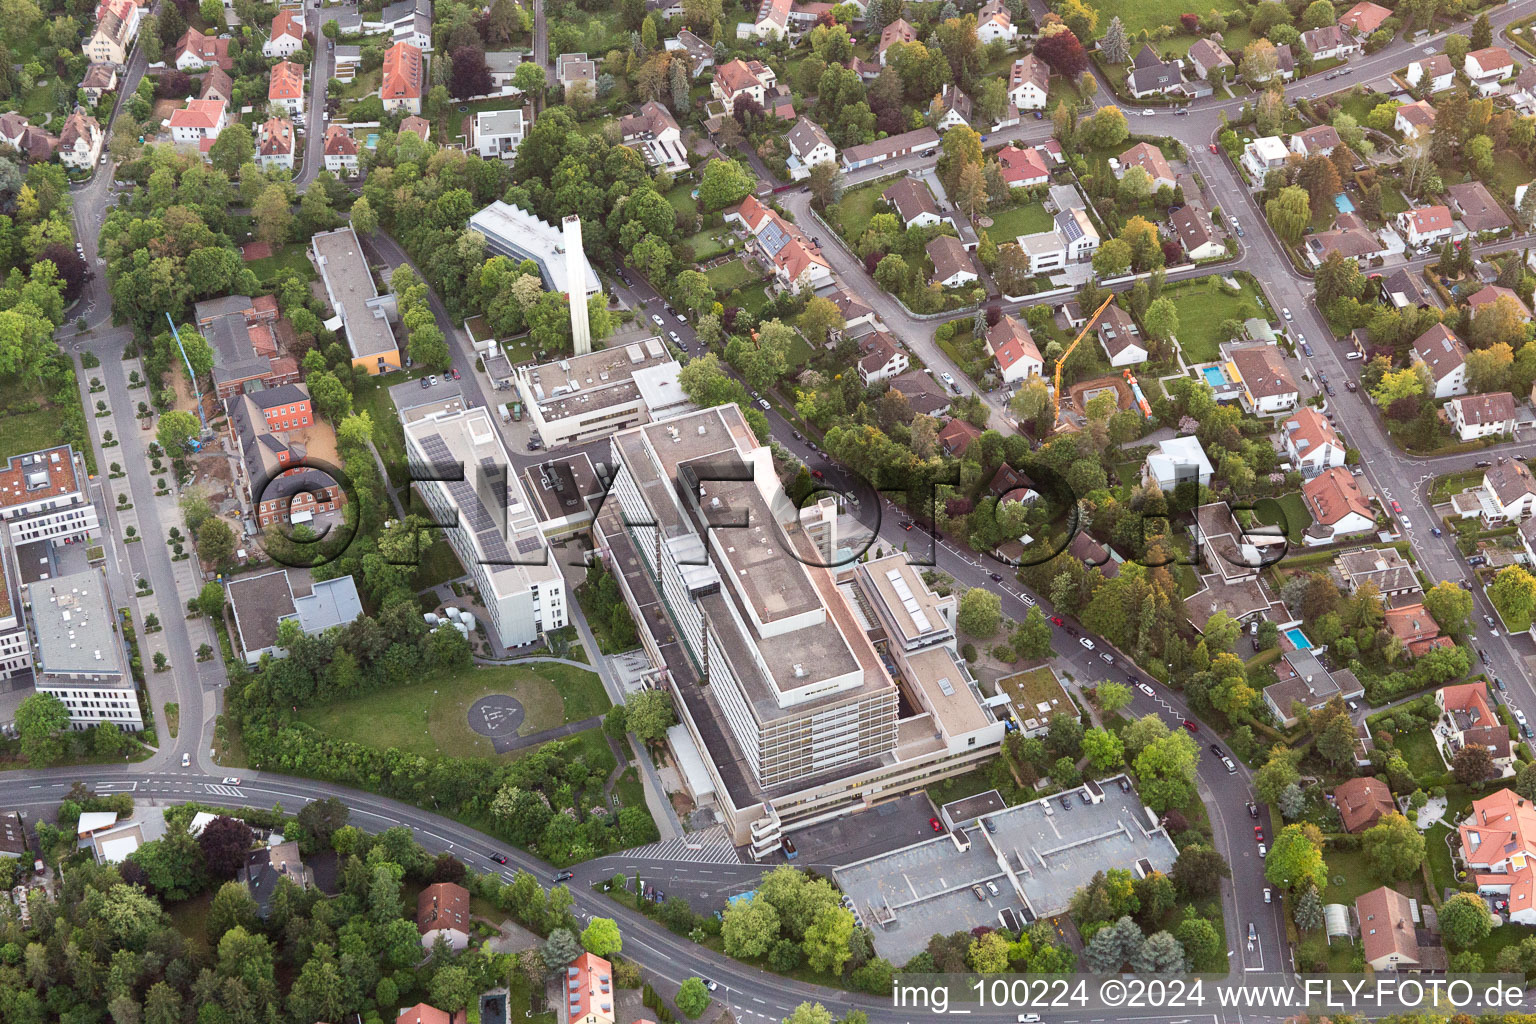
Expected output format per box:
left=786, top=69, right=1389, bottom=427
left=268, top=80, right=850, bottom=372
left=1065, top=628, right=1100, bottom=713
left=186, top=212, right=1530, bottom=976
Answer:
left=669, top=331, right=682, bottom=344
left=1258, top=842, right=1267, bottom=857
left=1517, top=709, right=1528, bottom=728
left=940, top=372, right=955, bottom=386
left=1282, top=308, right=1293, bottom=321
left=758, top=398, right=770, bottom=410
left=651, top=314, right=665, bottom=327
left=1263, top=888, right=1272, bottom=904
left=1079, top=636, right=1095, bottom=650
left=1138, top=682, right=1156, bottom=697
left=222, top=776, right=241, bottom=785
left=181, top=753, right=190, bottom=767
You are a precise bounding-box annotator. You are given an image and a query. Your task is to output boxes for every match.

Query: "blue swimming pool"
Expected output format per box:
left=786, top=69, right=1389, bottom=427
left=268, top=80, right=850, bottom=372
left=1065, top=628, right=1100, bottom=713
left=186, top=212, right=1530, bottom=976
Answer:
left=1285, top=627, right=1314, bottom=649
left=1201, top=365, right=1229, bottom=387
left=366, top=133, right=380, bottom=148
left=1335, top=193, right=1355, bottom=213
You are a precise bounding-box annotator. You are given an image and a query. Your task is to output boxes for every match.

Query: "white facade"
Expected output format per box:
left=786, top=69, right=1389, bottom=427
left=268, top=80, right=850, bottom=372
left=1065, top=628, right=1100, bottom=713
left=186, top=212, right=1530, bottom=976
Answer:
left=1241, top=136, right=1289, bottom=180
left=472, top=107, right=525, bottom=160
left=1144, top=436, right=1214, bottom=491
left=1406, top=59, right=1454, bottom=93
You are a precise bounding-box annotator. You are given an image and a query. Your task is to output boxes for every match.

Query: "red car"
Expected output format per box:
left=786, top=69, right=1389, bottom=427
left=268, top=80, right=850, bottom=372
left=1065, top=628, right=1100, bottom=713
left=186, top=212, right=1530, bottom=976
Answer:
left=1208, top=142, right=1219, bottom=153
left=929, top=817, right=943, bottom=832
left=1254, top=826, right=1265, bottom=841
left=1051, top=616, right=1065, bottom=626
left=811, top=469, right=824, bottom=479
left=1181, top=720, right=1199, bottom=733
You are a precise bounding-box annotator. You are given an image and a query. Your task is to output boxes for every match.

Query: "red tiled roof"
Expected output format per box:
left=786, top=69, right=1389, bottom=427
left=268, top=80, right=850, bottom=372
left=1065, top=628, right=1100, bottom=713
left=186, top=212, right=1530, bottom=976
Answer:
left=382, top=41, right=425, bottom=101
left=268, top=60, right=304, bottom=101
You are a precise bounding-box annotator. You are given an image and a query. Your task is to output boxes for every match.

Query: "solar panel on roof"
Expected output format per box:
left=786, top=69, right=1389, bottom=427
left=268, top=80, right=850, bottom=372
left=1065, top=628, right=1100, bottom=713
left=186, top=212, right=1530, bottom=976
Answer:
left=515, top=535, right=543, bottom=555
left=936, top=676, right=955, bottom=696
left=885, top=568, right=932, bottom=632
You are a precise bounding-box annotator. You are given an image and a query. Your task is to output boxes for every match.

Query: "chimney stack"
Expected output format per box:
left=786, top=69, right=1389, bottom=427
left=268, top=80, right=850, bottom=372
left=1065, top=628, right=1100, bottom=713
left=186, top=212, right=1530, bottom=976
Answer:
left=564, top=215, right=592, bottom=356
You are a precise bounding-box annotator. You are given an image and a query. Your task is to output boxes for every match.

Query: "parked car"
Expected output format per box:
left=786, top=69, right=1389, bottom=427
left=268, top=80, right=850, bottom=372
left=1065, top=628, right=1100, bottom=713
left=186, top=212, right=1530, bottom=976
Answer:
left=1208, top=142, right=1219, bottom=153
left=1138, top=682, right=1156, bottom=697
left=1345, top=380, right=1358, bottom=392
left=1282, top=308, right=1293, bottom=321
left=986, top=881, right=1000, bottom=896
left=1100, top=652, right=1114, bottom=664
left=1497, top=677, right=1507, bottom=691
left=1209, top=743, right=1224, bottom=756
left=1264, top=888, right=1272, bottom=904
left=1302, top=341, right=1314, bottom=357
left=1051, top=615, right=1065, bottom=626
left=1248, top=802, right=1259, bottom=818
left=972, top=885, right=987, bottom=901
left=1059, top=794, right=1072, bottom=810
left=929, top=816, right=943, bottom=832
left=1224, top=756, right=1239, bottom=774
left=1079, top=636, right=1095, bottom=650
left=182, top=752, right=190, bottom=767
left=989, top=572, right=1004, bottom=582
left=1182, top=719, right=1199, bottom=733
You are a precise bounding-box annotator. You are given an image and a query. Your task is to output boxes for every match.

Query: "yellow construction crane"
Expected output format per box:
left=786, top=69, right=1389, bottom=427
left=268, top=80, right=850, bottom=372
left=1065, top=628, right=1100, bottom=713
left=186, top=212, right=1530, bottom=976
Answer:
left=1052, top=294, right=1116, bottom=426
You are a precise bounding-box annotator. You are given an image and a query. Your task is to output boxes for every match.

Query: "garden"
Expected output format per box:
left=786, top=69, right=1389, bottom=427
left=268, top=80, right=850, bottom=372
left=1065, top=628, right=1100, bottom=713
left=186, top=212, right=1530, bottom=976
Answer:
left=1161, top=275, right=1270, bottom=364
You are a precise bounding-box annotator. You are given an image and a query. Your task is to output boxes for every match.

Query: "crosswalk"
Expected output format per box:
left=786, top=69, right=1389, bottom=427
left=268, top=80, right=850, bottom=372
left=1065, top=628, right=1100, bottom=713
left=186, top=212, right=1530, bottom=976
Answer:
left=204, top=784, right=246, bottom=799
left=622, top=826, right=741, bottom=864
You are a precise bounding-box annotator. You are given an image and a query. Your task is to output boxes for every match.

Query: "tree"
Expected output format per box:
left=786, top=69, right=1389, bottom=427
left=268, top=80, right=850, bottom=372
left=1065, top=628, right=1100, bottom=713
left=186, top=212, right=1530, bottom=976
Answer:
left=784, top=1004, right=834, bottom=1024
left=1472, top=11, right=1493, bottom=50
left=14, top=692, right=68, bottom=765
left=1265, top=823, right=1327, bottom=893
left=1096, top=681, right=1132, bottom=713
left=513, top=61, right=547, bottom=99
left=1034, top=27, right=1089, bottom=76
left=1079, top=106, right=1129, bottom=149
left=624, top=689, right=676, bottom=743
left=581, top=917, right=622, bottom=956
left=1015, top=606, right=1054, bottom=658
left=1133, top=931, right=1188, bottom=973
left=297, top=796, right=349, bottom=852
left=253, top=183, right=294, bottom=247
left=698, top=159, right=756, bottom=211
left=542, top=927, right=583, bottom=969
left=157, top=410, right=200, bottom=453
left=676, top=978, right=712, bottom=1018
left=1265, top=185, right=1311, bottom=246
left=802, top=905, right=856, bottom=974
left=1100, top=16, right=1130, bottom=63
left=957, top=587, right=1002, bottom=637
left=1254, top=747, right=1301, bottom=804
left=1363, top=812, right=1426, bottom=880
left=1082, top=728, right=1126, bottom=772
left=1240, top=39, right=1280, bottom=84
left=1143, top=297, right=1178, bottom=342
left=1175, top=917, right=1223, bottom=971
left=1490, top=565, right=1536, bottom=629
left=450, top=45, right=493, bottom=99
left=197, top=516, right=236, bottom=566
left=207, top=879, right=259, bottom=941
left=307, top=370, right=352, bottom=421
left=722, top=896, right=780, bottom=958
left=1422, top=580, right=1473, bottom=636
left=1093, top=238, right=1133, bottom=278
left=1441, top=892, right=1493, bottom=949
left=1453, top=744, right=1498, bottom=786
left=208, top=123, right=254, bottom=176
left=198, top=815, right=255, bottom=880
left=1293, top=884, right=1325, bottom=931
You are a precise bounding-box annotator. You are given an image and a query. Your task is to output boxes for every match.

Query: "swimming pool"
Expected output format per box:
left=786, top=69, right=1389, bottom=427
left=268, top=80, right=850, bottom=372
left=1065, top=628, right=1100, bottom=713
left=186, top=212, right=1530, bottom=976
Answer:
left=1285, top=627, right=1314, bottom=649
left=1335, top=193, right=1355, bottom=213
left=366, top=133, right=380, bottom=148
left=1201, top=365, right=1229, bottom=387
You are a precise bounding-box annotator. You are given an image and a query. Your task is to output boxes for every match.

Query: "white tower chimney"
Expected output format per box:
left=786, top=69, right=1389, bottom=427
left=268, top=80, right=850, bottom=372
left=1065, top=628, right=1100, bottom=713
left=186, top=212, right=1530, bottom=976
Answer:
left=563, top=215, right=592, bottom=356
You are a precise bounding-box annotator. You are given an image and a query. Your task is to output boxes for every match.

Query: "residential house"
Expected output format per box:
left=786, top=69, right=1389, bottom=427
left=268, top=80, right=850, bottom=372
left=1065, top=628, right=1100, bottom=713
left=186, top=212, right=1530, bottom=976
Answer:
left=263, top=9, right=305, bottom=57
left=1128, top=53, right=1183, bottom=98
left=469, top=107, right=526, bottom=162
left=1301, top=465, right=1376, bottom=544
left=749, top=0, right=790, bottom=41
left=1334, top=777, right=1394, bottom=833
left=1398, top=205, right=1453, bottom=247
left=1226, top=342, right=1298, bottom=414
left=56, top=110, right=103, bottom=171
left=1520, top=516, right=1536, bottom=565
left=889, top=369, right=952, bottom=417
left=200, top=66, right=233, bottom=104
left=1406, top=54, right=1454, bottom=93
left=1264, top=647, right=1364, bottom=725
left=1447, top=180, right=1512, bottom=235
left=724, top=195, right=832, bottom=294
left=1465, top=46, right=1515, bottom=96
left=1385, top=602, right=1453, bottom=657
left=174, top=28, right=233, bottom=71
left=79, top=63, right=118, bottom=104
left=1007, top=54, right=1050, bottom=110
left=1411, top=323, right=1469, bottom=398
left=618, top=101, right=686, bottom=172
left=322, top=124, right=359, bottom=174
left=1467, top=284, right=1531, bottom=321
left=1395, top=99, right=1437, bottom=139
left=168, top=99, right=228, bottom=146
left=933, top=83, right=972, bottom=130
left=839, top=127, right=940, bottom=171
left=711, top=58, right=776, bottom=115
left=397, top=1005, right=466, bottom=1024
left=997, top=145, right=1049, bottom=189
left=926, top=235, right=978, bottom=288
left=1437, top=682, right=1515, bottom=776
left=1449, top=392, right=1516, bottom=441
left=985, top=315, right=1042, bottom=384
left=333, top=44, right=363, bottom=81
left=664, top=29, right=714, bottom=77
left=1291, top=124, right=1341, bottom=158
left=1188, top=38, right=1233, bottom=80
left=1053, top=206, right=1099, bottom=260
left=0, top=114, right=55, bottom=163
left=1120, top=142, right=1177, bottom=191
left=1143, top=435, right=1214, bottom=491
left=381, top=41, right=426, bottom=114
left=1337, top=547, right=1422, bottom=605
left=1281, top=406, right=1346, bottom=477
left=857, top=332, right=908, bottom=385
left=1339, top=1, right=1392, bottom=35
left=417, top=881, right=471, bottom=951
left=828, top=289, right=876, bottom=336
left=1514, top=66, right=1536, bottom=111
left=267, top=60, right=305, bottom=116
left=976, top=0, right=1016, bottom=43
left=400, top=115, right=431, bottom=141
left=1358, top=886, right=1447, bottom=971
left=1241, top=136, right=1290, bottom=180
left=563, top=952, right=616, bottom=1024
left=882, top=178, right=944, bottom=229
left=1304, top=227, right=1386, bottom=270
left=84, top=0, right=140, bottom=65
left=878, top=19, right=916, bottom=64
left=255, top=116, right=296, bottom=172
left=938, top=417, right=982, bottom=456
left=1018, top=229, right=1069, bottom=275
left=1461, top=788, right=1536, bottom=924
left=555, top=53, right=596, bottom=94
left=1379, top=267, right=1432, bottom=308
left=1097, top=303, right=1147, bottom=366
left=1300, top=24, right=1361, bottom=60
left=239, top=841, right=313, bottom=918
left=1170, top=204, right=1223, bottom=260
left=1482, top=458, right=1536, bottom=523
left=785, top=117, right=836, bottom=180
left=227, top=569, right=362, bottom=663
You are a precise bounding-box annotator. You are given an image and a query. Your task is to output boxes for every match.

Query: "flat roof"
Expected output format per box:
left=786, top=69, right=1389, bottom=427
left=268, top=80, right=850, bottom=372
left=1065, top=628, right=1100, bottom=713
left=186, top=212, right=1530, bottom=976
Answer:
left=468, top=201, right=601, bottom=296
left=942, top=789, right=1007, bottom=825
left=227, top=570, right=297, bottom=655
left=293, top=575, right=363, bottom=633
left=996, top=666, right=1073, bottom=729
left=310, top=226, right=398, bottom=359
left=519, top=340, right=676, bottom=422
left=0, top=446, right=81, bottom=512
left=902, top=645, right=993, bottom=735
left=521, top=452, right=602, bottom=523
left=403, top=406, right=561, bottom=597
left=25, top=568, right=126, bottom=680
left=858, top=554, right=949, bottom=647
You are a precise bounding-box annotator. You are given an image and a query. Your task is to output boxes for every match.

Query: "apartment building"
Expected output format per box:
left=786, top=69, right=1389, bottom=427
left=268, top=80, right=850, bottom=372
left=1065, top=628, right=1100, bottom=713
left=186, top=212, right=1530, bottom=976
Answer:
left=0, top=447, right=99, bottom=546
left=311, top=226, right=401, bottom=374
left=24, top=568, right=141, bottom=730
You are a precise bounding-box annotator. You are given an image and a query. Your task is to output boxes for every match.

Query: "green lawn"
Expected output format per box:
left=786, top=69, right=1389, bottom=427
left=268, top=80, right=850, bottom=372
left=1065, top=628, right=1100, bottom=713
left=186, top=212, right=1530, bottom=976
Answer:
left=737, top=282, right=772, bottom=314
left=245, top=244, right=315, bottom=287
left=411, top=536, right=465, bottom=591
left=986, top=202, right=1054, bottom=241
left=1252, top=491, right=1312, bottom=543
left=1380, top=188, right=1411, bottom=216
left=1320, top=843, right=1415, bottom=906
left=685, top=228, right=736, bottom=261
left=705, top=259, right=759, bottom=292
left=356, top=370, right=423, bottom=485
left=1164, top=276, right=1267, bottom=364
left=1388, top=727, right=1447, bottom=778
left=666, top=180, right=699, bottom=221
left=1426, top=821, right=1456, bottom=894
left=834, top=179, right=890, bottom=243
left=296, top=662, right=611, bottom=759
